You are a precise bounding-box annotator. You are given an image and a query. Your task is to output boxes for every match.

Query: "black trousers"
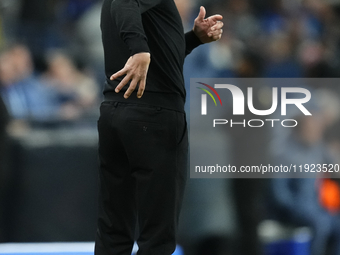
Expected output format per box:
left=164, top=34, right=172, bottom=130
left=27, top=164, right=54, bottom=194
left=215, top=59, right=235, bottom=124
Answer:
left=95, top=101, right=188, bottom=255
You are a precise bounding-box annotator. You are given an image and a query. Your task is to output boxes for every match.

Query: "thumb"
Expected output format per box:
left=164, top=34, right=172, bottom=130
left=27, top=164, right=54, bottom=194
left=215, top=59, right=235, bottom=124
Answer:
left=197, top=6, right=206, bottom=22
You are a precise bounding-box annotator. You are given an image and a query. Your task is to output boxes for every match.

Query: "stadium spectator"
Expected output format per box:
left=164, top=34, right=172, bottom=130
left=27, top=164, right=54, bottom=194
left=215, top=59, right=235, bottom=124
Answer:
left=42, top=50, right=99, bottom=120
left=0, top=45, right=57, bottom=122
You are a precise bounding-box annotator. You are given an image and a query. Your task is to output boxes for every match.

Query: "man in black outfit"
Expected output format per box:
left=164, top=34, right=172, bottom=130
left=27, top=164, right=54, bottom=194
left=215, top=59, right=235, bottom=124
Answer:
left=0, top=95, right=9, bottom=241
left=96, top=1, right=223, bottom=254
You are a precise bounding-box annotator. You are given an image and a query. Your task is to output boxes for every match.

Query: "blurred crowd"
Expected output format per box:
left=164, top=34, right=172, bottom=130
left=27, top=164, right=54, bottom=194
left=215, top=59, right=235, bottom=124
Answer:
left=0, top=0, right=102, bottom=132
left=1, top=0, right=340, bottom=255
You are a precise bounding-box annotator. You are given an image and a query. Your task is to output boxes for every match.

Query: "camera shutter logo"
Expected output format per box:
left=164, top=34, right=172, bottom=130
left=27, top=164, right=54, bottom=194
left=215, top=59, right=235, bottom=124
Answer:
left=196, top=82, right=222, bottom=115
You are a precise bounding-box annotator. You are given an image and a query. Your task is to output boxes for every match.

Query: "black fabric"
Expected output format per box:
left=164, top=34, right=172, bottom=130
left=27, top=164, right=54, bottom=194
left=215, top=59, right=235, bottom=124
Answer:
left=0, top=96, right=9, bottom=177
left=100, top=0, right=202, bottom=101
left=95, top=101, right=188, bottom=255
left=0, top=96, right=9, bottom=133
left=0, top=96, right=9, bottom=241
left=104, top=89, right=185, bottom=113
left=97, top=1, right=198, bottom=253
left=185, top=30, right=203, bottom=56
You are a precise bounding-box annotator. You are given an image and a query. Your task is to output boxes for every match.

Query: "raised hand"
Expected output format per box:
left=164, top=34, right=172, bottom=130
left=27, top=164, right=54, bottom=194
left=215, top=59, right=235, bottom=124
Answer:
left=193, top=6, right=223, bottom=44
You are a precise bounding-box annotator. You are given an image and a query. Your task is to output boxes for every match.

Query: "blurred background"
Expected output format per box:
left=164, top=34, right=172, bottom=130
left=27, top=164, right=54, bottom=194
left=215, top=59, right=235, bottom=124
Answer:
left=1, top=0, right=340, bottom=255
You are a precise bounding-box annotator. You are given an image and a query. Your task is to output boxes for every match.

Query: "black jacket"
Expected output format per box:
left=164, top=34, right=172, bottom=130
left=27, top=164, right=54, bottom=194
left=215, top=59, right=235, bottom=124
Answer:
left=100, top=0, right=201, bottom=108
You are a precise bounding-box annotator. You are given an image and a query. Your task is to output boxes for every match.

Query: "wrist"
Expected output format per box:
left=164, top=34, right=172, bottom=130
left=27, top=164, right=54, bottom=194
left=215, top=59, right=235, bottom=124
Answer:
left=133, top=52, right=151, bottom=60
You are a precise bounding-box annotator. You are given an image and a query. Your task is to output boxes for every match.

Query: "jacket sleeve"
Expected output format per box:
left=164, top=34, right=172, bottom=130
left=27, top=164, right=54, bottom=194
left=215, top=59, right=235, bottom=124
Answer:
left=185, top=30, right=203, bottom=56
left=0, top=96, right=9, bottom=132
left=111, top=0, right=162, bottom=56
